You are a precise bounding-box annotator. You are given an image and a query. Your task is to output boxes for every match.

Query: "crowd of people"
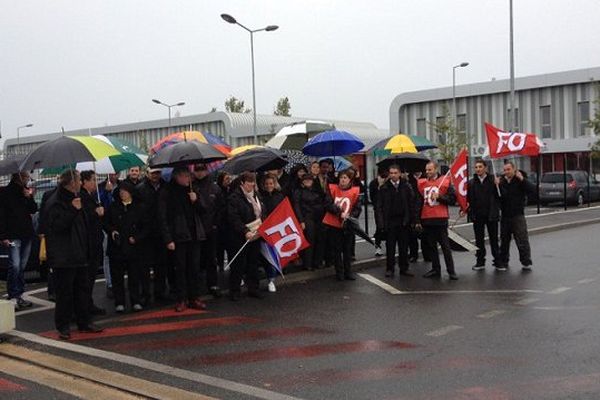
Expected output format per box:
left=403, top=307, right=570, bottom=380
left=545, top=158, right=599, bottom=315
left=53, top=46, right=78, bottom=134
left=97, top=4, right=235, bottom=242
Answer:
left=0, top=157, right=535, bottom=340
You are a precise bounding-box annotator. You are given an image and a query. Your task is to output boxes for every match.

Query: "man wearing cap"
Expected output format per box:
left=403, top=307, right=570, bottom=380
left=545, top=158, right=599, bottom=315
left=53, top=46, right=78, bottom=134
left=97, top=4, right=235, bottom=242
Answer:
left=192, top=163, right=223, bottom=298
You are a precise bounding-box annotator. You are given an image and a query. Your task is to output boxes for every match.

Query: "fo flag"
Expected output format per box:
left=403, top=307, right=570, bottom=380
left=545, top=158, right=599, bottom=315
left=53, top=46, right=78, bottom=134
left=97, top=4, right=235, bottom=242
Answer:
left=450, top=148, right=469, bottom=213
left=485, top=122, right=543, bottom=159
left=257, top=197, right=310, bottom=268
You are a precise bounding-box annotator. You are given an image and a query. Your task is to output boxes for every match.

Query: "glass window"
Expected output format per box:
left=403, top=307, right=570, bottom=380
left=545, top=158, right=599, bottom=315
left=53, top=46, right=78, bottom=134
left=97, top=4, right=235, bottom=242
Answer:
left=540, top=106, right=552, bottom=139
left=457, top=114, right=466, bottom=133
left=541, top=173, right=573, bottom=183
left=435, top=116, right=446, bottom=144
left=416, top=118, right=426, bottom=137
left=578, top=101, right=590, bottom=137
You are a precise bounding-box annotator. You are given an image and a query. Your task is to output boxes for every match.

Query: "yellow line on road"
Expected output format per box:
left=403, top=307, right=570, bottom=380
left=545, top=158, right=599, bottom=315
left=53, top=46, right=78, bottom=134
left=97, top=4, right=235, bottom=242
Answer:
left=0, top=342, right=217, bottom=400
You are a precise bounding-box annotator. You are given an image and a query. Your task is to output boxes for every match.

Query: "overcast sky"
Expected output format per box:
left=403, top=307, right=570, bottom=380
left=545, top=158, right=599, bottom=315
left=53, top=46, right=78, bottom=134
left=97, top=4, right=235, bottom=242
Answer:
left=2, top=0, right=600, bottom=146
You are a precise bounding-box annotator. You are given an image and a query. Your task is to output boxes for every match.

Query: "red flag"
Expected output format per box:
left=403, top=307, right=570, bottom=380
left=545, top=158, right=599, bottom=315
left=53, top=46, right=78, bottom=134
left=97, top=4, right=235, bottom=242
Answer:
left=485, top=122, right=543, bottom=159
left=257, top=197, right=310, bottom=268
left=450, top=148, right=469, bottom=213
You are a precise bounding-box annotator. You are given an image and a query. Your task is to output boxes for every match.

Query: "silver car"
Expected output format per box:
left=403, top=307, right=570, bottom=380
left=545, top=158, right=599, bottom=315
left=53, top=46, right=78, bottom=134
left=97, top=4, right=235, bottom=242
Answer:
left=539, top=170, right=600, bottom=206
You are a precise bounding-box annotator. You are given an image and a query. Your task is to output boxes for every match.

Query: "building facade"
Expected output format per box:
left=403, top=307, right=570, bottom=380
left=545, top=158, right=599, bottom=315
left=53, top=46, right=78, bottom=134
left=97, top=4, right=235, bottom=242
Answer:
left=390, top=67, right=599, bottom=174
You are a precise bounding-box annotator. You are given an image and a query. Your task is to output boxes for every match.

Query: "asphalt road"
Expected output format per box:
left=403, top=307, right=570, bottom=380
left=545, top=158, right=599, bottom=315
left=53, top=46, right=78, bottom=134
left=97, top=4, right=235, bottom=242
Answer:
left=4, top=221, right=600, bottom=400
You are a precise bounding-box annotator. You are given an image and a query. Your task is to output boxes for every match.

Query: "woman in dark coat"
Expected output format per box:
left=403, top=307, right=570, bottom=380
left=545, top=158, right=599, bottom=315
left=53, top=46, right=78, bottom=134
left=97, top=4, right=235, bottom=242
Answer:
left=292, top=174, right=325, bottom=271
left=260, top=174, right=285, bottom=292
left=104, top=181, right=149, bottom=312
left=227, top=171, right=266, bottom=301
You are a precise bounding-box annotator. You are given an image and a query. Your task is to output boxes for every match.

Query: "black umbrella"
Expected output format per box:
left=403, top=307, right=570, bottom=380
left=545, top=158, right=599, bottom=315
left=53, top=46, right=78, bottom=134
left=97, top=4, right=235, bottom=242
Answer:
left=376, top=152, right=430, bottom=172
left=343, top=217, right=376, bottom=246
left=148, top=140, right=227, bottom=168
left=0, top=156, right=24, bottom=175
left=222, top=147, right=288, bottom=174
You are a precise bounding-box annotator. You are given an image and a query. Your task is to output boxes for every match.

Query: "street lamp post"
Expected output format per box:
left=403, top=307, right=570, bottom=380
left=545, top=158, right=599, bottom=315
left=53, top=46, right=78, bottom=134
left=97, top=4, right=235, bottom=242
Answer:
left=16, top=123, right=33, bottom=155
left=152, top=99, right=185, bottom=132
left=221, top=13, right=278, bottom=145
left=452, top=62, right=470, bottom=153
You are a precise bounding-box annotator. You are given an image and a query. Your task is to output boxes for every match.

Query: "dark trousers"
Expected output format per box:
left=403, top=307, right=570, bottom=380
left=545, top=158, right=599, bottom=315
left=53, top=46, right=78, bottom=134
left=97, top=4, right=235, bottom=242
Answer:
left=110, top=257, right=145, bottom=306
left=172, top=241, right=201, bottom=302
left=500, top=215, right=532, bottom=266
left=385, top=225, right=410, bottom=272
left=216, top=229, right=229, bottom=271
left=423, top=225, right=455, bottom=274
left=331, top=227, right=354, bottom=278
left=301, top=219, right=322, bottom=269
left=87, top=263, right=100, bottom=310
left=473, top=217, right=499, bottom=266
left=54, top=267, right=90, bottom=332
left=146, top=237, right=172, bottom=298
left=200, top=232, right=218, bottom=289
left=229, top=239, right=260, bottom=294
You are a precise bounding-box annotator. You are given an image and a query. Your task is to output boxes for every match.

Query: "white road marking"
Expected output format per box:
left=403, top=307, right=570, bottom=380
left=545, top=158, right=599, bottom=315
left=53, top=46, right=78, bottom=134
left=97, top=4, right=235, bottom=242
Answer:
left=425, top=325, right=463, bottom=337
left=397, top=290, right=542, bottom=295
left=476, top=310, right=506, bottom=319
left=514, top=298, right=540, bottom=306
left=8, top=330, right=305, bottom=400
left=357, top=273, right=404, bottom=294
left=547, top=287, right=572, bottom=294
left=577, top=278, right=598, bottom=284
left=532, top=306, right=598, bottom=311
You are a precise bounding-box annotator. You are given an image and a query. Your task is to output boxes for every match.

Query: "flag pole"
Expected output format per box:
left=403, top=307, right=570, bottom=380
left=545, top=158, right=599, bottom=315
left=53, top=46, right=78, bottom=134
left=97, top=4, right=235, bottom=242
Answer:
left=224, top=239, right=250, bottom=271
left=489, top=158, right=502, bottom=197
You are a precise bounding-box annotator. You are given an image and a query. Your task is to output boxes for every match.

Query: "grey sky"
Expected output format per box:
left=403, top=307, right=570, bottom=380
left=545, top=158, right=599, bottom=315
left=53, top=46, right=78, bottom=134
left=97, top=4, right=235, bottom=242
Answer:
left=1, top=0, right=600, bottom=146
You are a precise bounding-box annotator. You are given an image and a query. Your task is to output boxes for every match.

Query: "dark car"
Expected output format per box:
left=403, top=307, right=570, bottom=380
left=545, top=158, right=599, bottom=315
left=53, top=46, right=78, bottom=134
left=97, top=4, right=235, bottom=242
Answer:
left=0, top=179, right=57, bottom=281
left=539, top=171, right=600, bottom=206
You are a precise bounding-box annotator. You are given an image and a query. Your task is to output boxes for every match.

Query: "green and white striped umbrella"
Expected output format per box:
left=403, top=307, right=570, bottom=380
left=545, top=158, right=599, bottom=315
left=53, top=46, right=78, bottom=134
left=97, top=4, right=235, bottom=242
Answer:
left=42, top=135, right=147, bottom=175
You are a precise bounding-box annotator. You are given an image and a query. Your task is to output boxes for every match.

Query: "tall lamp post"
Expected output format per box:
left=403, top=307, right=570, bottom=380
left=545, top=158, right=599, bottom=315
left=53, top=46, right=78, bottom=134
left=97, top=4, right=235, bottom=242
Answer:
left=16, top=123, right=33, bottom=155
left=452, top=62, right=470, bottom=153
left=221, top=13, right=279, bottom=144
left=152, top=99, right=185, bottom=132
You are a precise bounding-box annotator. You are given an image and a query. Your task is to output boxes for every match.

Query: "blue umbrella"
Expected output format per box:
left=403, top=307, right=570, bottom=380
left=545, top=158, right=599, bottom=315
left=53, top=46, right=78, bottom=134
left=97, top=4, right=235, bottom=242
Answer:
left=318, top=156, right=352, bottom=171
left=302, top=130, right=364, bottom=157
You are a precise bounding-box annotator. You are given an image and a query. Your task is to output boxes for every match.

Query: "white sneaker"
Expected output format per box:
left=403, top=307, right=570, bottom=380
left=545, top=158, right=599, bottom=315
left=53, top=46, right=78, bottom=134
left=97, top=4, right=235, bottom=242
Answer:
left=115, top=305, right=125, bottom=313
left=522, top=265, right=532, bottom=271
left=375, top=246, right=383, bottom=257
left=268, top=280, right=277, bottom=293
left=240, top=279, right=245, bottom=287
left=133, top=304, right=143, bottom=312
left=9, top=298, right=18, bottom=310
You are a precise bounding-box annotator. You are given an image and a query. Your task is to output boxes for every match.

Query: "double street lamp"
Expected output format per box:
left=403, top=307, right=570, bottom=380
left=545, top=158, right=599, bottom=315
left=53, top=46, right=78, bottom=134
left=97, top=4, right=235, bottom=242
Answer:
left=16, top=123, right=33, bottom=155
left=221, top=13, right=279, bottom=144
left=152, top=99, right=185, bottom=132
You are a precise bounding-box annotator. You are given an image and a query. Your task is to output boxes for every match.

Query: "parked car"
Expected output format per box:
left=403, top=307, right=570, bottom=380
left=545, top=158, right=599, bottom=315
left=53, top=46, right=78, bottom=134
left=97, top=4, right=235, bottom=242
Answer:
left=539, top=170, right=600, bottom=206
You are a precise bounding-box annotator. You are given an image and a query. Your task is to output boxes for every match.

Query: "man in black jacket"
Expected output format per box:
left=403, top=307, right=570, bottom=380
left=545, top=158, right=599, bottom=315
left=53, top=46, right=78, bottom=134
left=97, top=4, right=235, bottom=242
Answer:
left=80, top=171, right=106, bottom=315
left=464, top=160, right=501, bottom=271
left=368, top=168, right=387, bottom=257
left=498, top=162, right=535, bottom=271
left=376, top=165, right=416, bottom=278
left=46, top=170, right=103, bottom=340
left=137, top=167, right=172, bottom=302
left=293, top=174, right=325, bottom=271
left=0, top=172, right=38, bottom=310
left=158, top=167, right=207, bottom=312
left=192, top=163, right=223, bottom=298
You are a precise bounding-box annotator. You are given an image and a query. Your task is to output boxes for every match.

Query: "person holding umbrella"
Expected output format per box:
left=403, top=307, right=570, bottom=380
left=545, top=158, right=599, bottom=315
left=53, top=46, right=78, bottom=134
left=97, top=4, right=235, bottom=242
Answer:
left=46, top=170, right=104, bottom=340
left=323, top=169, right=362, bottom=281
left=158, top=167, right=207, bottom=312
left=417, top=162, right=459, bottom=280
left=227, top=171, right=265, bottom=301
left=376, top=165, right=416, bottom=278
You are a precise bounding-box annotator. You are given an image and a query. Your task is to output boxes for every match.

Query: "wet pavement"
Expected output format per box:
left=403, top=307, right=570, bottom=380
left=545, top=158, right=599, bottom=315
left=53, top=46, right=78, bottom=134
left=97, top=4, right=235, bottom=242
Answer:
left=4, top=218, right=600, bottom=399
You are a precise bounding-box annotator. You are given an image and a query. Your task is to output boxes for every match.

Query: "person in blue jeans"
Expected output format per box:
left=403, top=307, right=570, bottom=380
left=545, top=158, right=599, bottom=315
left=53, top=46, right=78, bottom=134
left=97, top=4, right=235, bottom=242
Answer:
left=0, top=172, right=38, bottom=310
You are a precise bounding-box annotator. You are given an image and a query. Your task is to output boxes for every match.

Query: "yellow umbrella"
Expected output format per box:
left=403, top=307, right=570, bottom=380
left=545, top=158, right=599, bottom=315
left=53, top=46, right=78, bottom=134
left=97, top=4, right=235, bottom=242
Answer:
left=230, top=144, right=263, bottom=157
left=383, top=134, right=419, bottom=154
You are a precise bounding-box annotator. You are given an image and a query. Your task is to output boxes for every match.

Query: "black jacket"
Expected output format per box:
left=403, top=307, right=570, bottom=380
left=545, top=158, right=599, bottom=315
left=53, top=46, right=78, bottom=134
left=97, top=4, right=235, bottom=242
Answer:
left=80, top=189, right=105, bottom=263
left=37, top=187, right=57, bottom=236
left=376, top=179, right=416, bottom=229
left=261, top=189, right=285, bottom=216
left=499, top=175, right=535, bottom=218
left=227, top=188, right=265, bottom=243
left=105, top=199, right=149, bottom=260
left=467, top=174, right=501, bottom=222
left=46, top=187, right=92, bottom=269
left=192, top=176, right=223, bottom=235
left=158, top=181, right=206, bottom=244
left=0, top=181, right=38, bottom=240
left=292, top=186, right=325, bottom=224
left=137, top=178, right=166, bottom=239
